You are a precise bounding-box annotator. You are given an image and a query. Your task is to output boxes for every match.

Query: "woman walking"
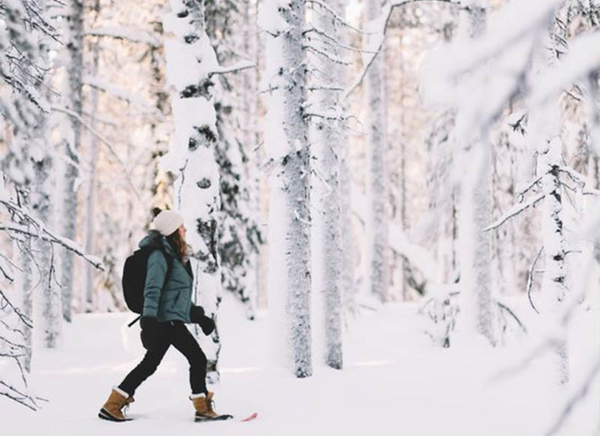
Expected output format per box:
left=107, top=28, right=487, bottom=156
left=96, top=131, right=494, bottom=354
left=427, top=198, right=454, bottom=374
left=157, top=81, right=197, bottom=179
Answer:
left=99, top=209, right=225, bottom=422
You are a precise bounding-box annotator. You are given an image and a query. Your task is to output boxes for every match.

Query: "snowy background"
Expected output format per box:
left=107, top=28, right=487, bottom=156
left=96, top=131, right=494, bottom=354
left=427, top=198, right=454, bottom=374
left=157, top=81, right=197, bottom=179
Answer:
left=1, top=0, right=600, bottom=435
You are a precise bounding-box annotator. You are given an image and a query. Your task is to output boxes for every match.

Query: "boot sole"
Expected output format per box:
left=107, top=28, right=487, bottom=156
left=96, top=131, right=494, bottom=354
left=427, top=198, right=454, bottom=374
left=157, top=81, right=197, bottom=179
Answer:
left=98, top=409, right=130, bottom=422
left=195, top=414, right=233, bottom=422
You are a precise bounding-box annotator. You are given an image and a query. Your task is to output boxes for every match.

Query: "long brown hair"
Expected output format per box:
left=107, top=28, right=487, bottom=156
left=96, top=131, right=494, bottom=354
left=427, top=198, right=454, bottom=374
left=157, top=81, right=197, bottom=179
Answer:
left=166, top=228, right=188, bottom=260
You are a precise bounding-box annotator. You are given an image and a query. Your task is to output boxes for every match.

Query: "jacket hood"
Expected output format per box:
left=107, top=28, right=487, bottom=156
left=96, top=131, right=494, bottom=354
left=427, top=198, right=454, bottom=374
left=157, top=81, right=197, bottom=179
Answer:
left=138, top=230, right=175, bottom=256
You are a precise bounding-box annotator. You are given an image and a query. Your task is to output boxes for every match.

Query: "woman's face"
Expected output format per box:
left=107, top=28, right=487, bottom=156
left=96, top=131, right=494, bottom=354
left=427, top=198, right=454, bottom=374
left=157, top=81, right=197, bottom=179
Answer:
left=178, top=225, right=187, bottom=241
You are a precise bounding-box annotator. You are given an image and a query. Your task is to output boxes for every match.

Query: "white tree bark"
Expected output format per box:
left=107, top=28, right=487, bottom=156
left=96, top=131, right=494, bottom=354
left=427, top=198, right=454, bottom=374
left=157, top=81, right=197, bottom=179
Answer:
left=366, top=0, right=390, bottom=303
left=530, top=26, right=569, bottom=385
left=456, top=0, right=497, bottom=346
left=241, top=0, right=261, bottom=320
left=261, top=0, right=313, bottom=378
left=83, top=32, right=100, bottom=316
left=309, top=0, right=344, bottom=370
left=57, top=0, right=85, bottom=318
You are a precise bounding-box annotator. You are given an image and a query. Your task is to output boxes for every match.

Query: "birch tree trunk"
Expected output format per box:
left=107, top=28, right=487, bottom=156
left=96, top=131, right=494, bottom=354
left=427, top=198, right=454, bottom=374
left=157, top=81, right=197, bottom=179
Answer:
left=310, top=0, right=344, bottom=370
left=163, top=0, right=222, bottom=382
left=456, top=1, right=496, bottom=346
left=58, top=0, right=85, bottom=318
left=261, top=0, right=313, bottom=378
left=366, top=0, right=390, bottom=303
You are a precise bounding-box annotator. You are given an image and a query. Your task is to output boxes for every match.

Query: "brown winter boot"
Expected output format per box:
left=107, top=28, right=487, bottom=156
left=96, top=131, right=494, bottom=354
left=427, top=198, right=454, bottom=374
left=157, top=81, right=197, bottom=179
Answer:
left=191, top=391, right=230, bottom=422
left=98, top=388, right=134, bottom=422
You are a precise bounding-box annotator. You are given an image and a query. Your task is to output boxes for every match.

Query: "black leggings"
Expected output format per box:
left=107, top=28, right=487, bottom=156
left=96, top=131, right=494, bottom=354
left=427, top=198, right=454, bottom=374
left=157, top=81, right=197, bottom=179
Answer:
left=119, top=321, right=207, bottom=397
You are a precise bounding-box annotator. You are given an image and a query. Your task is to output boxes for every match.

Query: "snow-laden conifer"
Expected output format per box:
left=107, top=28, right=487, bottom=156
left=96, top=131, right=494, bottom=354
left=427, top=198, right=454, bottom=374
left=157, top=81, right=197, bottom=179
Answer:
left=162, top=0, right=225, bottom=381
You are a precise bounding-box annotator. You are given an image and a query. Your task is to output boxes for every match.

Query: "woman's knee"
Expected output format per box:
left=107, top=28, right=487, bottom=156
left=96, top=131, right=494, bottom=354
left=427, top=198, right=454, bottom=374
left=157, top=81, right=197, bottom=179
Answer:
left=189, top=348, right=207, bottom=368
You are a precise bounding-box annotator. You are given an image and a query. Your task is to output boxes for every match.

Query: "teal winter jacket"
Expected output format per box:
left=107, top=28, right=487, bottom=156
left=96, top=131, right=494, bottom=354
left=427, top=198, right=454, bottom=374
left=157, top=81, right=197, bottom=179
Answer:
left=140, top=231, right=193, bottom=323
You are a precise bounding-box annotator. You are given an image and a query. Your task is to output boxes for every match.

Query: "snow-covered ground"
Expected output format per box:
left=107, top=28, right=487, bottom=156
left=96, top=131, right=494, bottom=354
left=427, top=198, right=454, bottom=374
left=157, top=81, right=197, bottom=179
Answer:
left=2, top=294, right=599, bottom=436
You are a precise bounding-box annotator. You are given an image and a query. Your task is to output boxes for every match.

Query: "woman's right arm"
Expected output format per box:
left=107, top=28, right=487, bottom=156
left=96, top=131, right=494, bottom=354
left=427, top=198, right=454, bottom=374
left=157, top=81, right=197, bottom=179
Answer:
left=142, top=250, right=167, bottom=318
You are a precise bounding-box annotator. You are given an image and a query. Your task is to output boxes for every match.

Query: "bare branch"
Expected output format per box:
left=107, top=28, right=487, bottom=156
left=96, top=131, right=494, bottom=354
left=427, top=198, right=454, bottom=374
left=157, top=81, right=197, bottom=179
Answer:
left=208, top=60, right=255, bottom=76
left=344, top=0, right=463, bottom=100
left=0, top=289, right=33, bottom=328
left=304, top=27, right=377, bottom=54
left=305, top=0, right=367, bottom=34
left=50, top=105, right=142, bottom=201
left=526, top=247, right=543, bottom=314
left=497, top=301, right=527, bottom=333
left=304, top=45, right=350, bottom=65
left=484, top=192, right=545, bottom=232
left=544, top=356, right=600, bottom=436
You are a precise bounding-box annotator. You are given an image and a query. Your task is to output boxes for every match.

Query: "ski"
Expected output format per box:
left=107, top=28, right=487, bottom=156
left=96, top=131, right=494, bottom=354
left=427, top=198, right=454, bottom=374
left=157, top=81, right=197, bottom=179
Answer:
left=194, top=412, right=258, bottom=423
left=238, top=412, right=258, bottom=422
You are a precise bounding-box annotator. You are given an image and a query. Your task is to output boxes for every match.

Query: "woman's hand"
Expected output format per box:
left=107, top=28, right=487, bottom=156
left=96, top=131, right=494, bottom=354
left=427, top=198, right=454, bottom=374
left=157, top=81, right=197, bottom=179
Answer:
left=140, top=316, right=159, bottom=350
left=190, top=305, right=216, bottom=336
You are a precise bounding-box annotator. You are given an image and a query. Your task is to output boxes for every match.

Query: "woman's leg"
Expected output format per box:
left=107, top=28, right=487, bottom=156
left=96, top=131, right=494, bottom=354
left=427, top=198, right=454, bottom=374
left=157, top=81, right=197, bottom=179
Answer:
left=170, top=323, right=208, bottom=395
left=118, top=325, right=171, bottom=396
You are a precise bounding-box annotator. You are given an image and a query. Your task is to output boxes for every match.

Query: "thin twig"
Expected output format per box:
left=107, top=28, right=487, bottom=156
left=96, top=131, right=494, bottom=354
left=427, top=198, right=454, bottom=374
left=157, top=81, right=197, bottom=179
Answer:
left=527, top=246, right=543, bottom=314
left=344, top=0, right=463, bottom=100
left=50, top=105, right=142, bottom=201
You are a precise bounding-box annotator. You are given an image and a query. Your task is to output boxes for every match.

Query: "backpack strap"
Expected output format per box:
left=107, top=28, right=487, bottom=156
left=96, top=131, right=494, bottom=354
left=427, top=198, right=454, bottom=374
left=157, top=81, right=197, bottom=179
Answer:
left=128, top=248, right=174, bottom=328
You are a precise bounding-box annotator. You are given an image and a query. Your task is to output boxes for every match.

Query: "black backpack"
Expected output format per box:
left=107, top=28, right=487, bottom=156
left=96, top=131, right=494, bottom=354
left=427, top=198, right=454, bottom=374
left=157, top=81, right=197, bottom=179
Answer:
left=122, top=247, right=173, bottom=326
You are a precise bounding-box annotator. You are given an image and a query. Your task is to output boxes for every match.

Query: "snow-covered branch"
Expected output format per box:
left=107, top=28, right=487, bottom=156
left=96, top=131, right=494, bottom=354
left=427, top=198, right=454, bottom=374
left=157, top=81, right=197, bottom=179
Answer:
left=0, top=201, right=104, bottom=270
left=83, top=76, right=156, bottom=113
left=531, top=32, right=600, bottom=106
left=86, top=26, right=161, bottom=47
left=484, top=192, right=545, bottom=232
left=208, top=60, right=255, bottom=75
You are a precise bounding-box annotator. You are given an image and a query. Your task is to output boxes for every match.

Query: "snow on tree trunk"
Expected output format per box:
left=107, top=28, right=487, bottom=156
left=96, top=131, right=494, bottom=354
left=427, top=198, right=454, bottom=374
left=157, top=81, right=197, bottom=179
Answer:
left=456, top=0, right=496, bottom=347
left=260, top=0, right=313, bottom=378
left=530, top=26, right=569, bottom=385
left=162, top=0, right=223, bottom=382
left=83, top=31, right=101, bottom=315
left=339, top=144, right=356, bottom=313
left=365, top=0, right=390, bottom=303
left=241, top=0, right=261, bottom=320
left=15, top=227, right=34, bottom=372
left=309, top=0, right=344, bottom=370
left=57, top=0, right=85, bottom=318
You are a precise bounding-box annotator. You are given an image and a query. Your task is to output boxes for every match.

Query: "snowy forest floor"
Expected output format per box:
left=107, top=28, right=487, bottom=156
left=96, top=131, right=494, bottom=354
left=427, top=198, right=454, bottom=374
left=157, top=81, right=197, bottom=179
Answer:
left=2, top=294, right=599, bottom=436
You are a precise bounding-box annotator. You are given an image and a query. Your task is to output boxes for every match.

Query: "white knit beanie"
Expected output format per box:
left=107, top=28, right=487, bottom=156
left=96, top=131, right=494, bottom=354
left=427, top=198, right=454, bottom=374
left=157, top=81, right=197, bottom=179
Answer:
left=152, top=210, right=184, bottom=236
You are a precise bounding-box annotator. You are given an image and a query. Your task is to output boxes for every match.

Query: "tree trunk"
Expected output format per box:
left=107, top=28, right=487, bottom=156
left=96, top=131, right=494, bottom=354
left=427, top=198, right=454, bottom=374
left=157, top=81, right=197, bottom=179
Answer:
left=310, top=0, right=344, bottom=370
left=261, top=0, right=313, bottom=378
left=241, top=0, right=261, bottom=320
left=164, top=0, right=222, bottom=382
left=83, top=4, right=101, bottom=314
left=366, top=0, right=390, bottom=303
left=58, top=0, right=85, bottom=318
left=529, top=22, right=570, bottom=386
left=457, top=1, right=496, bottom=346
